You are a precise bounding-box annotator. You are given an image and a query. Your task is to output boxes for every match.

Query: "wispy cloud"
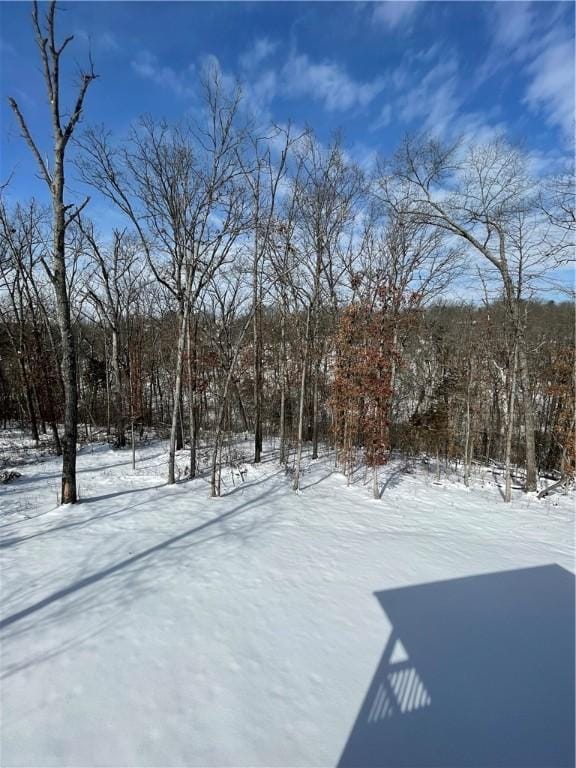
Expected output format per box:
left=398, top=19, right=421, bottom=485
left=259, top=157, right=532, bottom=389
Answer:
left=72, top=28, right=120, bottom=55
left=372, top=1, right=419, bottom=30
left=398, top=55, right=462, bottom=137
left=131, top=51, right=195, bottom=98
left=480, top=3, right=574, bottom=143
left=371, top=104, right=392, bottom=130
left=239, top=38, right=277, bottom=71
left=524, top=34, right=575, bottom=140
left=282, top=52, right=384, bottom=111
left=385, top=46, right=506, bottom=143
left=491, top=1, right=533, bottom=53
left=99, top=32, right=119, bottom=53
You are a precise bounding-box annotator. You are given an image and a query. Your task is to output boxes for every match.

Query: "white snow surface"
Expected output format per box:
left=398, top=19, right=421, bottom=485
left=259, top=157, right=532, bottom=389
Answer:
left=0, top=436, right=574, bottom=767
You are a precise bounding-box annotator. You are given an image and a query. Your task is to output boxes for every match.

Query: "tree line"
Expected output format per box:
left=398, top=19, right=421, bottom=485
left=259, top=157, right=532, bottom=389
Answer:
left=1, top=1, right=574, bottom=502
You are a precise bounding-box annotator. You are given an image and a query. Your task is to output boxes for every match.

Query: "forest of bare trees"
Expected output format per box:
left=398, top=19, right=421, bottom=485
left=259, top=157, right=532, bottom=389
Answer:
left=1, top=2, right=574, bottom=503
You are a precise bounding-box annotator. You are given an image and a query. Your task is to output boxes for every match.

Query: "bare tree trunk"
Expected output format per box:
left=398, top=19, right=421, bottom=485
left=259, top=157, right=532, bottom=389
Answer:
left=126, top=360, right=136, bottom=470
left=18, top=358, right=39, bottom=447
left=187, top=315, right=198, bottom=479
left=253, top=299, right=263, bottom=464
left=53, top=161, right=79, bottom=504
left=372, top=464, right=380, bottom=499
left=504, top=345, right=518, bottom=503
left=8, top=2, right=96, bottom=504
left=210, top=315, right=252, bottom=497
left=279, top=308, right=287, bottom=465
left=517, top=339, right=537, bottom=491
left=111, top=327, right=125, bottom=447
left=311, top=353, right=320, bottom=460
left=464, top=360, right=473, bottom=487
left=168, top=302, right=190, bottom=484
left=104, top=335, right=111, bottom=438
left=293, top=305, right=311, bottom=492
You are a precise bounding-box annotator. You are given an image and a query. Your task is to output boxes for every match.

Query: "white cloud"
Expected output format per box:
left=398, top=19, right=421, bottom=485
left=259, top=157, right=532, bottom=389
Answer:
left=99, top=32, right=119, bottom=52
left=399, top=56, right=461, bottom=136
left=248, top=70, right=277, bottom=109
left=491, top=1, right=534, bottom=53
left=481, top=3, right=574, bottom=144
left=389, top=48, right=507, bottom=144
left=371, top=104, right=392, bottom=130
left=372, top=1, right=418, bottom=30
left=71, top=28, right=115, bottom=52
left=240, top=38, right=277, bottom=71
left=525, top=36, right=575, bottom=140
left=200, top=54, right=238, bottom=97
left=131, top=51, right=195, bottom=98
left=282, top=52, right=384, bottom=111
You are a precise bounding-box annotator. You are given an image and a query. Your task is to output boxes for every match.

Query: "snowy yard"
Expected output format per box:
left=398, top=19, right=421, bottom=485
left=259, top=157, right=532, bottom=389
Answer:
left=1, top=436, right=574, bottom=767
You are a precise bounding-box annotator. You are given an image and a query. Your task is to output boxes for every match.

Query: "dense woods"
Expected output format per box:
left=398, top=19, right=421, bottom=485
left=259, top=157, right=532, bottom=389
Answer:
left=1, top=2, right=574, bottom=502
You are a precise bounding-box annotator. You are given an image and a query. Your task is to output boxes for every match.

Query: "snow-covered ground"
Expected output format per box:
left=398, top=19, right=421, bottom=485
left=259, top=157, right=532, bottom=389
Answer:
left=0, top=434, right=574, bottom=767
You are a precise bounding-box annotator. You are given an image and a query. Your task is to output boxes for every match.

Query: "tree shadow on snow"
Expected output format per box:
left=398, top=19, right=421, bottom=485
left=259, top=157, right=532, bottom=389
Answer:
left=378, top=464, right=407, bottom=496
left=0, top=483, right=167, bottom=547
left=338, top=564, right=575, bottom=768
left=0, top=482, right=285, bottom=658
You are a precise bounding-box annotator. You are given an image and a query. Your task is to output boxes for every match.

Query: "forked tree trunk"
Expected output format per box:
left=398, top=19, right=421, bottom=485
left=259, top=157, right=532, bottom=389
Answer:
left=8, top=3, right=96, bottom=504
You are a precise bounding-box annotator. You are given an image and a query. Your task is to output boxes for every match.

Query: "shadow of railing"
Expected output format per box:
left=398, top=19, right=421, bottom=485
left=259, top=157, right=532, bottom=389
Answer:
left=339, top=564, right=575, bottom=768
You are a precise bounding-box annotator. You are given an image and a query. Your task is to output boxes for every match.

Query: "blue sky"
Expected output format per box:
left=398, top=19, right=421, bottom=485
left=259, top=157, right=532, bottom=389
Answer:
left=1, top=0, right=574, bottom=207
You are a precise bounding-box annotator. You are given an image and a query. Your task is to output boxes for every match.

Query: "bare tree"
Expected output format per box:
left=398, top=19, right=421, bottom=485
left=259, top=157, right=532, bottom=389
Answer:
left=80, top=223, right=143, bottom=448
left=292, top=134, right=363, bottom=468
left=380, top=137, right=557, bottom=492
left=237, top=125, right=294, bottom=464
left=78, top=71, right=248, bottom=483
left=8, top=1, right=96, bottom=502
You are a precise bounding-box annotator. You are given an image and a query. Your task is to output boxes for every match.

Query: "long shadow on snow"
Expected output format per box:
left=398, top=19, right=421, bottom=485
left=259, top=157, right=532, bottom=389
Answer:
left=338, top=564, right=575, bottom=768
left=3, top=450, right=166, bottom=488
left=0, top=483, right=167, bottom=548
left=0, top=483, right=285, bottom=634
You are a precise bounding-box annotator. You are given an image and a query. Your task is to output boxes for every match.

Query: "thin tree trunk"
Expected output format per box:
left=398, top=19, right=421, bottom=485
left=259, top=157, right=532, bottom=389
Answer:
left=168, top=302, right=190, bottom=484
left=187, top=315, right=198, bottom=479
left=464, top=361, right=473, bottom=487
left=211, top=315, right=252, bottom=497
left=504, top=345, right=518, bottom=503
left=111, top=327, right=125, bottom=447
left=253, top=291, right=263, bottom=463
left=517, top=339, right=537, bottom=491
left=128, top=362, right=136, bottom=470
left=373, top=464, right=379, bottom=500
left=311, top=352, right=320, bottom=460
left=279, top=308, right=287, bottom=464
left=293, top=305, right=311, bottom=492
left=18, top=358, right=39, bottom=446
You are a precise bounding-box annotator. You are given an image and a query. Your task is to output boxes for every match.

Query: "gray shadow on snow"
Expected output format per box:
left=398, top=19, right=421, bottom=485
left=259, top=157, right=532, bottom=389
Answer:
left=0, top=480, right=286, bottom=672
left=338, top=564, right=575, bottom=768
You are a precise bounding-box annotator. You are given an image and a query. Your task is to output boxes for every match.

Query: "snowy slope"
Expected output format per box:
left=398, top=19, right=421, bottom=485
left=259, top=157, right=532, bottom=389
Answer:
left=0, top=437, right=574, bottom=767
